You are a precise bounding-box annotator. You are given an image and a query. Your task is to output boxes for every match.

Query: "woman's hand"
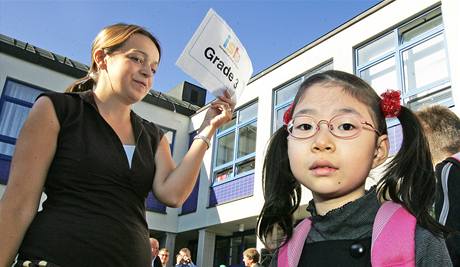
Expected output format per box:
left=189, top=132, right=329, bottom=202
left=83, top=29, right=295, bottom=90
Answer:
left=152, top=90, right=235, bottom=207
left=199, top=90, right=235, bottom=131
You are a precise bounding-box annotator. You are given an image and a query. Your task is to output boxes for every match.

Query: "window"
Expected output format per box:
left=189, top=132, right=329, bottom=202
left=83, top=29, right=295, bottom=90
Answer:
left=212, top=102, right=257, bottom=184
left=355, top=7, right=451, bottom=155
left=0, top=79, right=45, bottom=184
left=273, top=62, right=333, bottom=131
left=356, top=8, right=451, bottom=110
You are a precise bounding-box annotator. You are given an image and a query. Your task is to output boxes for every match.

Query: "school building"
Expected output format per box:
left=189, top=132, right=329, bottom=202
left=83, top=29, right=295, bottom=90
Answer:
left=0, top=0, right=459, bottom=266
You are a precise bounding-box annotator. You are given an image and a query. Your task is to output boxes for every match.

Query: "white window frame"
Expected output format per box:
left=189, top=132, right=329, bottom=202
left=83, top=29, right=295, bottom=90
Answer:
left=272, top=61, right=333, bottom=132
left=355, top=7, right=452, bottom=115
left=212, top=101, right=258, bottom=186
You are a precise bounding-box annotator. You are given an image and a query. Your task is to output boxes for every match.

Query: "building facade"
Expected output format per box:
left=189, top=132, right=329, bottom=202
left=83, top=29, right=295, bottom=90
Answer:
left=0, top=0, right=459, bottom=266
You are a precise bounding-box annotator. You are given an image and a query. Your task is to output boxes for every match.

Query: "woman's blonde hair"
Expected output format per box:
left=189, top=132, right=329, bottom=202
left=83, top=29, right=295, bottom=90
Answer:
left=66, top=23, right=161, bottom=92
left=243, top=248, right=260, bottom=263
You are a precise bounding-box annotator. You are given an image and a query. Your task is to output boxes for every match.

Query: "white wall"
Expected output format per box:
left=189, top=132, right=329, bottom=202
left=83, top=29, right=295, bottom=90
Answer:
left=172, top=0, right=460, bottom=235
left=0, top=53, right=75, bottom=93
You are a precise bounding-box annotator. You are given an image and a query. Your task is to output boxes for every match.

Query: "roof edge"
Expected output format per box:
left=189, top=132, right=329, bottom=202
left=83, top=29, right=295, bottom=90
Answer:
left=0, top=33, right=198, bottom=116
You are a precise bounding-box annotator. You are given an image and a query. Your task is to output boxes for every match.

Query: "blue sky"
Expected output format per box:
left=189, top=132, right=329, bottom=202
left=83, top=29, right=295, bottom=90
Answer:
left=0, top=0, right=380, bottom=101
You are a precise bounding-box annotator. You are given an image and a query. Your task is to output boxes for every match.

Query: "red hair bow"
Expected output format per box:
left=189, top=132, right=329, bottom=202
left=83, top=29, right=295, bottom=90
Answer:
left=283, top=103, right=294, bottom=125
left=380, top=89, right=401, bottom=118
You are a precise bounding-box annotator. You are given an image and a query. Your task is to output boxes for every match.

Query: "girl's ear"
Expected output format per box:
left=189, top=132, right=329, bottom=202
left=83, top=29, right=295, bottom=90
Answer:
left=372, top=134, right=389, bottom=168
left=93, top=49, right=107, bottom=71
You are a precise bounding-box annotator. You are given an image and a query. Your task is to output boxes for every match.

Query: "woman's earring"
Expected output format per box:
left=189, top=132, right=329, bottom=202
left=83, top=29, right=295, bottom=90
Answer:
left=89, top=71, right=97, bottom=80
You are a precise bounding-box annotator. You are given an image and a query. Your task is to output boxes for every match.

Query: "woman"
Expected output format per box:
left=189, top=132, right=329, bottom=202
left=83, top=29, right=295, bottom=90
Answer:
left=0, top=23, right=234, bottom=267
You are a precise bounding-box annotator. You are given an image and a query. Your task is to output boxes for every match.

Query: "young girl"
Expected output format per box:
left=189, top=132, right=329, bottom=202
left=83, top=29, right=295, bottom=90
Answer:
left=0, top=23, right=234, bottom=266
left=257, top=70, right=452, bottom=266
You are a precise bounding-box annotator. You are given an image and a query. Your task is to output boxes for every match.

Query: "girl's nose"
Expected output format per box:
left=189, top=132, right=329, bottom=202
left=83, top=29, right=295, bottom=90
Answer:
left=311, top=124, right=335, bottom=152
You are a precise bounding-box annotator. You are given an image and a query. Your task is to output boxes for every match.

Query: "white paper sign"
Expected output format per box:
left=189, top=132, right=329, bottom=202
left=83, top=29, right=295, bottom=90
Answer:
left=176, top=9, right=253, bottom=102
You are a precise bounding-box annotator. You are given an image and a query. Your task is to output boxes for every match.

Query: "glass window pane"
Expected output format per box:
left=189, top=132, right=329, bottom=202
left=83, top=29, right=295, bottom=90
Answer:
left=402, top=34, right=449, bottom=94
left=360, top=57, right=397, bottom=95
left=215, top=166, right=233, bottom=183
left=387, top=123, right=403, bottom=156
left=273, top=62, right=333, bottom=132
left=0, top=102, right=30, bottom=138
left=218, top=118, right=236, bottom=133
left=357, top=33, right=395, bottom=65
left=238, top=102, right=258, bottom=123
left=275, top=62, right=332, bottom=106
left=236, top=158, right=255, bottom=175
left=0, top=142, right=15, bottom=156
left=214, top=239, right=230, bottom=267
left=401, top=14, right=442, bottom=44
left=5, top=81, right=42, bottom=102
left=216, top=132, right=235, bottom=166
left=237, top=122, right=257, bottom=157
left=275, top=79, right=301, bottom=105
left=274, top=104, right=291, bottom=131
left=408, top=88, right=453, bottom=111
left=230, top=236, right=243, bottom=265
left=305, top=62, right=333, bottom=78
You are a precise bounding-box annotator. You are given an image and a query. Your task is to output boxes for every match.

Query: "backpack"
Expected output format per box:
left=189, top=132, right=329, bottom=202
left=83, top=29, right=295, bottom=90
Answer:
left=438, top=152, right=460, bottom=225
left=277, top=201, right=416, bottom=267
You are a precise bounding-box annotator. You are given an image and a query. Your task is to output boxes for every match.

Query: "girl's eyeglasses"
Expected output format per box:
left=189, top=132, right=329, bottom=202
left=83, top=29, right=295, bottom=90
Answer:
left=287, top=114, right=381, bottom=140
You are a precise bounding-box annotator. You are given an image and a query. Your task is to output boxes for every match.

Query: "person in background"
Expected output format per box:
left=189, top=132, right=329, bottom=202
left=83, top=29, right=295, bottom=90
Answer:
left=150, top=238, right=162, bottom=267
left=159, top=248, right=170, bottom=267
left=175, top=248, right=196, bottom=267
left=257, top=70, right=451, bottom=266
left=416, top=105, right=460, bottom=265
left=0, top=23, right=234, bottom=267
left=243, top=248, right=261, bottom=267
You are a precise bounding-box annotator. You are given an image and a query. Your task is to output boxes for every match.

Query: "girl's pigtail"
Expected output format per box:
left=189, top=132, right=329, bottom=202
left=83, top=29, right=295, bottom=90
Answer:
left=378, top=105, right=445, bottom=236
left=65, top=73, right=95, bottom=93
left=257, top=127, right=301, bottom=249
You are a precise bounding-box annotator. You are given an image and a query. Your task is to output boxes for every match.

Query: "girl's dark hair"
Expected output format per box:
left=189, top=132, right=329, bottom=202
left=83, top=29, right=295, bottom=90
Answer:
left=257, top=128, right=302, bottom=249
left=257, top=70, right=446, bottom=249
left=66, top=23, right=161, bottom=93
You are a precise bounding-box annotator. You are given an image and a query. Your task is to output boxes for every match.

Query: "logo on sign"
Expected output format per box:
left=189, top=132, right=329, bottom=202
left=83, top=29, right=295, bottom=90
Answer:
left=221, top=34, right=241, bottom=64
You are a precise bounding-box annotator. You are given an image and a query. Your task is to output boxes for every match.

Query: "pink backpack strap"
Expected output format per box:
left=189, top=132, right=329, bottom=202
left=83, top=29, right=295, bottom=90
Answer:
left=371, top=201, right=416, bottom=267
left=278, top=218, right=311, bottom=267
left=451, top=152, right=460, bottom=163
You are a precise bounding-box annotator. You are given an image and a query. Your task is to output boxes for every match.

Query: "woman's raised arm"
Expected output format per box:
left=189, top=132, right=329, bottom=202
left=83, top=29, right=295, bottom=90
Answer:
left=153, top=92, right=234, bottom=207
